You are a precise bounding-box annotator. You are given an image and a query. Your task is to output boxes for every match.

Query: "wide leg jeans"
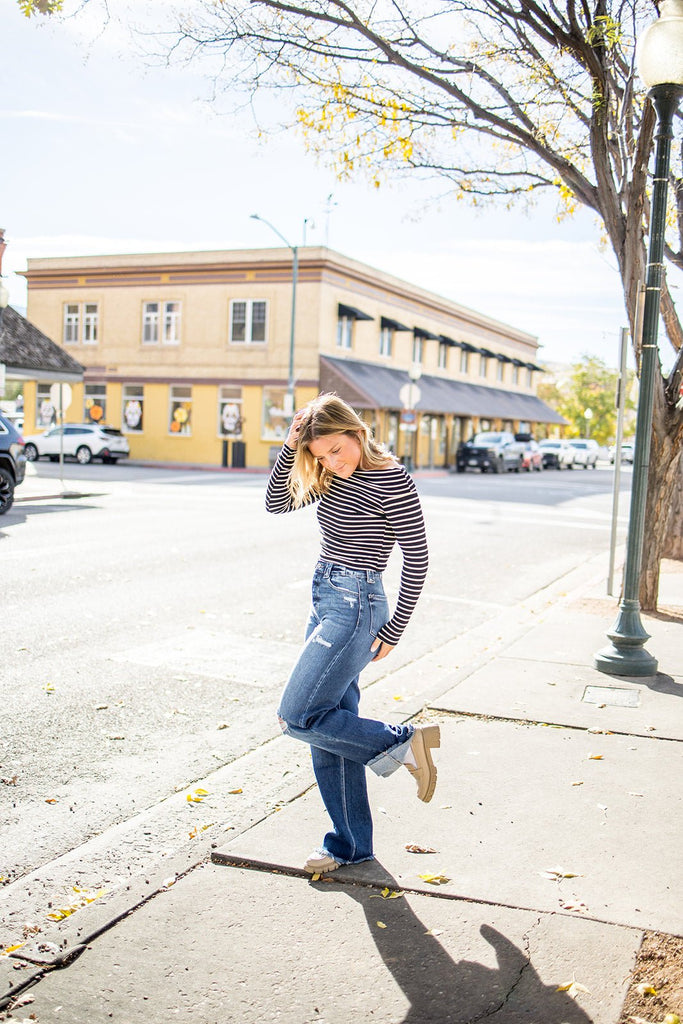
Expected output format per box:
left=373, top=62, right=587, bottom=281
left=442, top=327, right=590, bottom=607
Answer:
left=278, top=560, right=413, bottom=864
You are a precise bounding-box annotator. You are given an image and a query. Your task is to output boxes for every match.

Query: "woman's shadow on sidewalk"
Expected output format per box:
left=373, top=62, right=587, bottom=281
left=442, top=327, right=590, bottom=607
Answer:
left=323, top=864, right=594, bottom=1024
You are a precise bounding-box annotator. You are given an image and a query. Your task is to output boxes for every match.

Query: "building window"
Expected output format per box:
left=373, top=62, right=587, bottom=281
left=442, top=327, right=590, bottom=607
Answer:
left=526, top=368, right=534, bottom=387
left=63, top=302, right=99, bottom=345
left=512, top=365, right=520, bottom=385
left=84, top=383, right=107, bottom=423
left=230, top=300, right=267, bottom=344
left=218, top=386, right=243, bottom=438
left=262, top=388, right=289, bottom=440
left=169, top=385, right=192, bottom=435
left=379, top=325, right=393, bottom=357
left=143, top=301, right=181, bottom=345
left=438, top=343, right=448, bottom=370
left=122, top=384, right=144, bottom=433
left=460, top=349, right=469, bottom=374
left=496, top=360, right=505, bottom=382
left=336, top=315, right=353, bottom=350
left=479, top=354, right=488, bottom=378
left=412, top=336, right=423, bottom=364
left=83, top=304, right=99, bottom=344
left=36, top=383, right=57, bottom=427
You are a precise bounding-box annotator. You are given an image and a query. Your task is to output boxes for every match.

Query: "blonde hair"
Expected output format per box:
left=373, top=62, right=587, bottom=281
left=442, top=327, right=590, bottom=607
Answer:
left=289, top=394, right=395, bottom=507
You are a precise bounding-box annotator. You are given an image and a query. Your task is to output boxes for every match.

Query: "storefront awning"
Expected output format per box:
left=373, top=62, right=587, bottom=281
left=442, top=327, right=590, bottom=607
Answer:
left=319, top=354, right=566, bottom=425
left=413, top=327, right=440, bottom=339
left=381, top=316, right=411, bottom=332
left=338, top=303, right=374, bottom=321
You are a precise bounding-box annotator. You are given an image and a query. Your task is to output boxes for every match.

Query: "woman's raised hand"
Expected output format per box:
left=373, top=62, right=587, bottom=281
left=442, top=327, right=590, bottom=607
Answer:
left=285, top=408, right=309, bottom=449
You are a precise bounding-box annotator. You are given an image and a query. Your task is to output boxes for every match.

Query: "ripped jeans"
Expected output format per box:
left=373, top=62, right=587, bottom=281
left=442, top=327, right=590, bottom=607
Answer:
left=277, top=560, right=414, bottom=864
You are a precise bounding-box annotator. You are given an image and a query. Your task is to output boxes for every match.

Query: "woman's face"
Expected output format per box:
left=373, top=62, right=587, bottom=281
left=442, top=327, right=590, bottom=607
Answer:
left=308, top=431, right=362, bottom=478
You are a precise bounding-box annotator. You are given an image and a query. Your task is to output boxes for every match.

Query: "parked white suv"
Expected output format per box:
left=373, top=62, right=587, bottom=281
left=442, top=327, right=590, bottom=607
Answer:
left=23, top=423, right=130, bottom=465
left=568, top=439, right=599, bottom=469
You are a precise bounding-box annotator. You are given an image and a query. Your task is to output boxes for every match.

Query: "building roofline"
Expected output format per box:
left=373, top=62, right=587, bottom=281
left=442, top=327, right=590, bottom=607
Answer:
left=21, top=245, right=538, bottom=348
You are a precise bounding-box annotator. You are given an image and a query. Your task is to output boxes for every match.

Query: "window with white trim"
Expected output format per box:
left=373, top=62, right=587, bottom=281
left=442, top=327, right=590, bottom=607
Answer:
left=336, top=315, right=353, bottom=350
left=63, top=302, right=99, bottom=345
left=496, top=360, right=505, bottom=382
left=36, top=383, right=57, bottom=427
left=122, top=384, right=144, bottom=433
left=84, top=383, right=107, bottom=423
left=438, top=342, right=448, bottom=370
left=143, top=301, right=181, bottom=345
left=262, top=388, right=289, bottom=440
left=169, top=385, right=192, bottom=436
left=412, top=336, right=423, bottom=364
left=460, top=349, right=469, bottom=374
left=218, top=386, right=243, bottom=438
left=379, top=325, right=393, bottom=357
left=230, top=300, right=267, bottom=344
left=512, top=365, right=520, bottom=385
left=526, top=368, right=534, bottom=387
left=83, top=304, right=98, bottom=344
left=479, top=354, right=488, bottom=378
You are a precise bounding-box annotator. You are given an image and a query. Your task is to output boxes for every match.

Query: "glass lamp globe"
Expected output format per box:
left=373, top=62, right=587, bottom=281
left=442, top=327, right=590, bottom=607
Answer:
left=636, top=0, right=683, bottom=88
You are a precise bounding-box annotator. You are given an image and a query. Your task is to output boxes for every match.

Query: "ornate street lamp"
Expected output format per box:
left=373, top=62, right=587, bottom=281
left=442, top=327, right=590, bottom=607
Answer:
left=250, top=214, right=298, bottom=415
left=595, top=1, right=683, bottom=676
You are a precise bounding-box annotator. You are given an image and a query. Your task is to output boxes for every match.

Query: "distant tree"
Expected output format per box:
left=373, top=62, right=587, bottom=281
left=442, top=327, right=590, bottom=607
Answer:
left=22, top=0, right=683, bottom=607
left=543, top=357, right=637, bottom=446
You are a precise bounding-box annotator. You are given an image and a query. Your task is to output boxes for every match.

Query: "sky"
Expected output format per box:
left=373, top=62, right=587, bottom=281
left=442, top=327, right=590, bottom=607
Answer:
left=1, top=1, right=636, bottom=370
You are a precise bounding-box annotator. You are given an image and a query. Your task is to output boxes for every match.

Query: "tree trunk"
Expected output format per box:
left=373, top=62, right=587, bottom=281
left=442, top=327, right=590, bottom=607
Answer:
left=663, top=456, right=683, bottom=560
left=639, top=379, right=683, bottom=609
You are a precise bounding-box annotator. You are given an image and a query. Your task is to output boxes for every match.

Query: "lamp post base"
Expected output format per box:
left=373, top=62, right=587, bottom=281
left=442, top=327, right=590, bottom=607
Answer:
left=594, top=600, right=658, bottom=677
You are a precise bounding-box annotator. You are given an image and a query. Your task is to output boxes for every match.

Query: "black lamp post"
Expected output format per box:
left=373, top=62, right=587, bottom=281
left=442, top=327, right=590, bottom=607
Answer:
left=595, top=1, right=683, bottom=676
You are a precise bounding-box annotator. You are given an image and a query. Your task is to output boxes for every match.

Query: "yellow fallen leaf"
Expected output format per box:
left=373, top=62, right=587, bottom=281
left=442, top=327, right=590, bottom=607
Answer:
left=425, top=928, right=444, bottom=936
left=588, top=754, right=604, bottom=760
left=405, top=844, right=437, bottom=854
left=636, top=983, right=657, bottom=997
left=419, top=873, right=451, bottom=885
left=393, top=695, right=403, bottom=701
left=0, top=942, right=25, bottom=957
left=194, top=788, right=209, bottom=796
left=45, top=798, right=58, bottom=804
left=45, top=682, right=55, bottom=693
left=571, top=781, right=584, bottom=786
left=370, top=888, right=404, bottom=900
left=557, top=975, right=591, bottom=998
left=228, top=788, right=243, bottom=795
left=541, top=866, right=582, bottom=880
left=311, top=873, right=321, bottom=881
left=376, top=921, right=387, bottom=928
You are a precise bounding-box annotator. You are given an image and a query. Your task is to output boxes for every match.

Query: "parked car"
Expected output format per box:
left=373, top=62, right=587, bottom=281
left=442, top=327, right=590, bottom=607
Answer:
left=609, top=441, right=635, bottom=464
left=567, top=438, right=599, bottom=469
left=0, top=410, right=26, bottom=514
left=520, top=439, right=543, bottom=472
left=456, top=431, right=525, bottom=473
left=23, top=423, right=130, bottom=465
left=538, top=439, right=576, bottom=469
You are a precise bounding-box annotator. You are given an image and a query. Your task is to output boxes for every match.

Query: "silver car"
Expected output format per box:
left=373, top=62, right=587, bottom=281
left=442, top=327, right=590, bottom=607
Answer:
left=567, top=439, right=599, bottom=469
left=23, top=423, right=130, bottom=465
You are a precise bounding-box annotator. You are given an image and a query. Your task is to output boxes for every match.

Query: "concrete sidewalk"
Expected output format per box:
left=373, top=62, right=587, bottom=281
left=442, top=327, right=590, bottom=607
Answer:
left=2, top=565, right=681, bottom=1023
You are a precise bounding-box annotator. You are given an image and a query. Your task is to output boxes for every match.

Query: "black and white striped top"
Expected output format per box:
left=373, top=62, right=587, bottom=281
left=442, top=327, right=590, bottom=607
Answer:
left=265, top=444, right=428, bottom=645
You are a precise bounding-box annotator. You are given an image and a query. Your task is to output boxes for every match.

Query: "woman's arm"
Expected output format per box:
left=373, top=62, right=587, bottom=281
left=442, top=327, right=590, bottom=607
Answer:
left=376, top=471, right=429, bottom=646
left=264, top=408, right=313, bottom=514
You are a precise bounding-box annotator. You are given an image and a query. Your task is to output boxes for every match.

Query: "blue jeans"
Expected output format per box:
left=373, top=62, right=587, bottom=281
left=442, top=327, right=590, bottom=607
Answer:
left=277, top=560, right=414, bottom=864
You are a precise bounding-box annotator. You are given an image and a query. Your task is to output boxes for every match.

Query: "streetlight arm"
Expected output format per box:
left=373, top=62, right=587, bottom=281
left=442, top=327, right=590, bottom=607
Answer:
left=250, top=213, right=293, bottom=251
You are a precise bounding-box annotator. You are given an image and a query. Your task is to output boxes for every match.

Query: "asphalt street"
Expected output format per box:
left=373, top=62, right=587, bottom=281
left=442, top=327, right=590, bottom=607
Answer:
left=0, top=460, right=631, bottom=952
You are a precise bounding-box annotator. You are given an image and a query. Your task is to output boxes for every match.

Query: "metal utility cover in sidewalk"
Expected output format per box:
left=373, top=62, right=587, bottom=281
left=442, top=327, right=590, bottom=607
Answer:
left=583, top=685, right=641, bottom=708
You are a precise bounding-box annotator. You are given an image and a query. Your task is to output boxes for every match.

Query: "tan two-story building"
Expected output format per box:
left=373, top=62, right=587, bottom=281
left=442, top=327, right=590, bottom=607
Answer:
left=21, top=246, right=564, bottom=468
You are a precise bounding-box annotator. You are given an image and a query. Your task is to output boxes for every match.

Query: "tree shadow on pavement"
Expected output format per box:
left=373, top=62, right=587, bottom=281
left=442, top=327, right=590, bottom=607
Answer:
left=334, top=865, right=594, bottom=1024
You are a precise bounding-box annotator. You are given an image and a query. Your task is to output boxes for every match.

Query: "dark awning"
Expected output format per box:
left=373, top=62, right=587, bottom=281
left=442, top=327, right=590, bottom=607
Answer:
left=478, top=347, right=497, bottom=358
left=381, top=316, right=411, bottom=332
left=338, top=303, right=373, bottom=321
left=511, top=358, right=526, bottom=366
left=413, top=327, right=440, bottom=340
left=460, top=342, right=479, bottom=353
left=439, top=334, right=462, bottom=348
left=319, top=355, right=567, bottom=424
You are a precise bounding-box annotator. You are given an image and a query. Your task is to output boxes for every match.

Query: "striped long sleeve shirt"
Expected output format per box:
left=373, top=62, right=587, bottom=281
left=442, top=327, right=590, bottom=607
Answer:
left=265, top=444, right=428, bottom=646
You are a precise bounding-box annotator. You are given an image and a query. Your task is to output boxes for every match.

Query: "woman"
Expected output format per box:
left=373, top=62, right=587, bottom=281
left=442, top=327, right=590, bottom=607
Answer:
left=266, top=394, right=439, bottom=874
